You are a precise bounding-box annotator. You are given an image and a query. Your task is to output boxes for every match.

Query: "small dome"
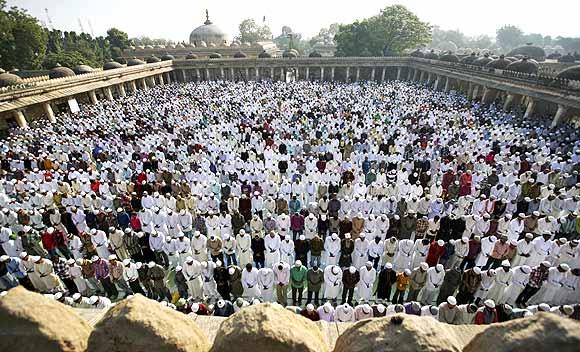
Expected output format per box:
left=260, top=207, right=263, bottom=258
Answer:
left=176, top=43, right=185, bottom=48
left=439, top=53, right=459, bottom=63
left=146, top=55, right=161, bottom=63
left=127, top=57, right=146, bottom=66
left=283, top=49, right=297, bottom=58
left=507, top=44, right=546, bottom=62
left=486, top=55, right=511, bottom=69
left=309, top=50, right=322, bottom=58
left=410, top=50, right=424, bottom=58
left=209, top=52, right=222, bottom=59
left=72, top=64, right=93, bottom=75
left=114, top=57, right=127, bottom=64
left=506, top=57, right=539, bottom=74
left=137, top=45, right=145, bottom=50
left=186, top=52, right=198, bottom=59
left=505, top=56, right=518, bottom=62
left=209, top=42, right=217, bottom=47
left=0, top=72, right=22, bottom=87
left=242, top=42, right=251, bottom=47
left=199, top=41, right=207, bottom=47
left=49, top=64, right=76, bottom=79
left=460, top=53, right=478, bottom=64
left=161, top=53, right=175, bottom=61
left=154, top=44, right=164, bottom=49
left=145, top=45, right=154, bottom=49
left=103, top=61, right=123, bottom=70
left=558, top=53, right=576, bottom=63
left=230, top=41, right=240, bottom=47
left=473, top=54, right=493, bottom=66
left=556, top=65, right=580, bottom=81
left=425, top=50, right=439, bottom=60
left=233, top=51, right=247, bottom=58
left=258, top=51, right=272, bottom=58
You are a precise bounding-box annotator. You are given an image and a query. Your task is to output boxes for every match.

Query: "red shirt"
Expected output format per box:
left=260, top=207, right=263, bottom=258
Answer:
left=425, top=242, right=446, bottom=266
left=41, top=231, right=57, bottom=251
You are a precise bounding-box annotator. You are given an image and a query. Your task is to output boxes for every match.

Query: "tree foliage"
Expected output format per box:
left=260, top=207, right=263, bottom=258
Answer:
left=496, top=25, right=524, bottom=51
left=309, top=23, right=340, bottom=46
left=0, top=0, right=47, bottom=70
left=273, top=26, right=311, bottom=53
left=130, top=36, right=176, bottom=46
left=235, top=18, right=272, bottom=43
left=106, top=28, right=129, bottom=50
left=335, top=5, right=431, bottom=57
left=42, top=29, right=111, bottom=69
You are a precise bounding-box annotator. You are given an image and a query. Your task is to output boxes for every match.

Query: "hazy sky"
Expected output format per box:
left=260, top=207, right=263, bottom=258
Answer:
left=6, top=0, right=579, bottom=42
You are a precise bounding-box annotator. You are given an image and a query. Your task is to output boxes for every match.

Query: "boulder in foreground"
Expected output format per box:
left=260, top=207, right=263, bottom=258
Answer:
left=0, top=286, right=92, bottom=352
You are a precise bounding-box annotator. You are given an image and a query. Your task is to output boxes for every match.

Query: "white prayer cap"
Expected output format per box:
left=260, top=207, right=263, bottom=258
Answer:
left=135, top=262, right=142, bottom=269
left=306, top=304, right=314, bottom=311
left=89, top=296, right=99, bottom=305
left=349, top=266, right=356, bottom=274
left=559, top=263, right=570, bottom=271
left=91, top=255, right=99, bottom=262
left=376, top=304, right=386, bottom=313
left=186, top=256, right=193, bottom=263
left=47, top=227, right=55, bottom=234
left=54, top=292, right=63, bottom=300
left=228, top=267, right=235, bottom=275
left=541, top=261, right=551, bottom=267
left=299, top=235, right=306, bottom=241
left=147, top=261, right=156, bottom=268
left=108, top=254, right=117, bottom=261
left=345, top=233, right=351, bottom=239
left=404, top=269, right=411, bottom=275
left=437, top=240, right=444, bottom=246
left=19, top=252, right=28, bottom=259
left=362, top=304, right=371, bottom=314
left=385, top=263, right=393, bottom=269
left=331, top=233, right=338, bottom=240
left=436, top=264, right=444, bottom=272
left=501, top=260, right=511, bottom=267
left=295, top=260, right=302, bottom=267
left=473, top=267, right=482, bottom=275
left=66, top=258, right=75, bottom=265
left=484, top=299, right=495, bottom=309
left=122, top=259, right=131, bottom=266
left=217, top=300, right=226, bottom=308
left=525, top=233, right=533, bottom=239
left=521, top=265, right=531, bottom=274
left=72, top=293, right=81, bottom=300
left=489, top=236, right=497, bottom=242
left=420, top=262, right=429, bottom=270
left=461, top=237, right=468, bottom=243
left=562, top=305, right=574, bottom=315
left=538, top=303, right=550, bottom=311
left=0, top=255, right=10, bottom=262
left=191, top=303, right=200, bottom=312
left=447, top=296, right=457, bottom=305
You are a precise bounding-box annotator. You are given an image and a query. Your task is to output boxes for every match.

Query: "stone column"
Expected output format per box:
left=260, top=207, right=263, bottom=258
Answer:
left=551, top=104, right=569, bottom=127
left=205, top=68, right=210, bottom=81
left=165, top=72, right=172, bottom=84
left=320, top=67, right=325, bottom=81
left=280, top=68, right=284, bottom=81
left=413, top=69, right=419, bottom=81
left=370, top=68, right=375, bottom=81
left=407, top=69, right=412, bottom=80
left=444, top=77, right=450, bottom=92
left=130, top=80, right=137, bottom=92
left=481, top=87, right=497, bottom=104
left=142, top=78, right=149, bottom=89
left=104, top=87, right=113, bottom=101
left=270, top=67, right=274, bottom=80
left=255, top=67, right=259, bottom=81
left=381, top=68, right=386, bottom=82
left=88, top=90, right=98, bottom=104
left=180, top=69, right=186, bottom=82
left=346, top=67, right=350, bottom=82
left=503, top=93, right=519, bottom=111
left=471, top=85, right=480, bottom=100
left=396, top=67, right=402, bottom=81
left=195, top=69, right=201, bottom=81
left=219, top=68, right=224, bottom=80
left=158, top=74, right=164, bottom=85
left=305, top=67, right=310, bottom=80
left=117, top=83, right=126, bottom=97
left=245, top=68, right=250, bottom=80
left=419, top=71, right=426, bottom=82
left=13, top=110, right=28, bottom=129
left=427, top=72, right=433, bottom=84
left=524, top=98, right=536, bottom=119
left=149, top=76, right=157, bottom=87
left=229, top=67, right=234, bottom=81
left=43, top=102, right=56, bottom=123
left=331, top=67, right=335, bottom=81
left=355, top=67, right=360, bottom=82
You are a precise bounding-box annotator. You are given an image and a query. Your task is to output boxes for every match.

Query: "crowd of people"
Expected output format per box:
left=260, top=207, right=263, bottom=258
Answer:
left=0, top=79, right=579, bottom=325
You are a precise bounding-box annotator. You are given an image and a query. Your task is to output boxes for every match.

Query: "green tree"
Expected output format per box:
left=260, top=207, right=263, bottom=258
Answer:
left=0, top=0, right=47, bottom=70
left=235, top=18, right=272, bottom=43
left=466, top=35, right=493, bottom=49
left=523, top=33, right=544, bottom=46
left=106, top=28, right=129, bottom=50
left=496, top=25, right=524, bottom=51
left=42, top=50, right=88, bottom=69
left=335, top=5, right=431, bottom=57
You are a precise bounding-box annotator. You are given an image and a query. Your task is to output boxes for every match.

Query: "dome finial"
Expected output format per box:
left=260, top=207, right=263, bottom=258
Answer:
left=204, top=9, right=212, bottom=25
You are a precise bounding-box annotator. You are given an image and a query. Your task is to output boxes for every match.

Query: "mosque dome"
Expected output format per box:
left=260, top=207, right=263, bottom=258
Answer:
left=507, top=43, right=546, bottom=62
left=425, top=50, right=439, bottom=60
left=460, top=53, right=477, bottom=64
left=556, top=65, right=580, bottom=81
left=486, top=55, right=511, bottom=69
left=49, top=64, right=76, bottom=79
left=127, top=57, right=146, bottom=66
left=186, top=52, right=198, bottom=59
left=233, top=51, right=247, bottom=58
left=439, top=53, right=460, bottom=63
left=473, top=54, right=493, bottom=66
left=209, top=52, right=222, bottom=59
left=309, top=50, right=322, bottom=58
left=506, top=57, right=539, bottom=74
left=558, top=53, right=576, bottom=63
left=161, top=53, right=175, bottom=61
left=283, top=49, right=298, bottom=58
left=0, top=72, right=22, bottom=87
left=72, top=64, right=94, bottom=75
left=258, top=51, right=272, bottom=58
left=189, top=11, right=227, bottom=47
left=103, top=61, right=123, bottom=70
left=146, top=55, right=161, bottom=63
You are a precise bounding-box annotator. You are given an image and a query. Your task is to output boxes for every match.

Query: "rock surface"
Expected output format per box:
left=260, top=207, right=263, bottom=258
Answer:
left=87, top=294, right=209, bottom=352
left=463, top=312, right=580, bottom=352
left=0, top=286, right=92, bottom=352
left=210, top=303, right=329, bottom=352
left=333, top=314, right=486, bottom=352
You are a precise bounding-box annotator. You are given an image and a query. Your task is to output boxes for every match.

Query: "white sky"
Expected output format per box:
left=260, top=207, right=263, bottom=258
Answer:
left=7, top=0, right=580, bottom=42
